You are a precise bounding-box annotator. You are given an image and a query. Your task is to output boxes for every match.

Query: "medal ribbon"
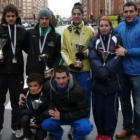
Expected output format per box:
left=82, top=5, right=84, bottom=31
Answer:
left=39, top=27, right=51, bottom=53
left=99, top=32, right=112, bottom=52
left=71, top=21, right=84, bottom=50
left=8, top=25, right=17, bottom=56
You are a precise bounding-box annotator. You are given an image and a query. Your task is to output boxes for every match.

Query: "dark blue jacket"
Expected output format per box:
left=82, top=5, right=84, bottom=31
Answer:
left=88, top=29, right=123, bottom=94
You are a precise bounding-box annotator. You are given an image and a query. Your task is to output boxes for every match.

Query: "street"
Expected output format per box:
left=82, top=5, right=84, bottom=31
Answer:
left=1, top=26, right=131, bottom=140
left=2, top=104, right=130, bottom=140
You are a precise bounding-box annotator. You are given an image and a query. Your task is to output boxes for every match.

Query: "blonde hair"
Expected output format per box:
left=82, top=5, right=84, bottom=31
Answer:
left=99, top=16, right=112, bottom=27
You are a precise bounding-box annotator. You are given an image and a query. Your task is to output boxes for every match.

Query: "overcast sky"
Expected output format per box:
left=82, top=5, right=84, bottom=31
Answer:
left=48, top=0, right=80, bottom=18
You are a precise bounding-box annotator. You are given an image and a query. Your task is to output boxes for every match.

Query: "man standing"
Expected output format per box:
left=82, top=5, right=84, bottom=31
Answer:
left=115, top=2, right=140, bottom=140
left=41, top=65, right=93, bottom=140
left=0, top=4, right=26, bottom=137
left=25, top=9, right=61, bottom=77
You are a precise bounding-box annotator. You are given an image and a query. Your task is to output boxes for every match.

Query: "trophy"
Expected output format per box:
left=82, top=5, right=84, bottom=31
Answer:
left=101, top=51, right=110, bottom=65
left=30, top=100, right=42, bottom=127
left=31, top=99, right=42, bottom=110
left=39, top=54, right=52, bottom=78
left=0, top=38, right=7, bottom=63
left=74, top=44, right=85, bottom=68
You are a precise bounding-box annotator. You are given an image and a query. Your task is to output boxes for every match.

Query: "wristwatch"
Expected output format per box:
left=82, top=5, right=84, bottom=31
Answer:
left=124, top=49, right=128, bottom=55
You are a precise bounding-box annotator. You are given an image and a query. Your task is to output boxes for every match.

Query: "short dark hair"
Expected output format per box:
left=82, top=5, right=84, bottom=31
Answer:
left=123, top=1, right=137, bottom=11
left=72, top=2, right=83, bottom=15
left=27, top=73, right=44, bottom=86
left=2, top=4, right=18, bottom=17
left=54, top=65, right=69, bottom=77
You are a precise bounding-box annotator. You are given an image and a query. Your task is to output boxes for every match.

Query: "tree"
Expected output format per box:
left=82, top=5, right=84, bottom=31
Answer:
left=51, top=13, right=57, bottom=27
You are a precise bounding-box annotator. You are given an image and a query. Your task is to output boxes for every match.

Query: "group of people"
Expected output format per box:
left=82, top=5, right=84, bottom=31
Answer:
left=0, top=1, right=140, bottom=140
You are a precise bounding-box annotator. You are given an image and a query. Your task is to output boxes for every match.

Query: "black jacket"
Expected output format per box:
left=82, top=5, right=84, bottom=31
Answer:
left=0, top=17, right=26, bottom=74
left=18, top=88, right=50, bottom=119
left=88, top=29, right=123, bottom=94
left=44, top=74, right=89, bottom=121
left=25, top=23, right=61, bottom=76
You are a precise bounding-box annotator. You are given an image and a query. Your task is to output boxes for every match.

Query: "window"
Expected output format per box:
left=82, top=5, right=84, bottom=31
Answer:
left=27, top=3, right=32, bottom=6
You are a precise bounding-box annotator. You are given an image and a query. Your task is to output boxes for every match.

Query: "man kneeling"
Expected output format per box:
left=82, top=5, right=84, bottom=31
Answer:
left=41, top=65, right=93, bottom=140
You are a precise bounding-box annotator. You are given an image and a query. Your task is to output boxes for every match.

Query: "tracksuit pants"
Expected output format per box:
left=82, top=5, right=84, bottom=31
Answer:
left=41, top=118, right=93, bottom=140
left=93, top=92, right=119, bottom=138
left=0, top=74, right=23, bottom=130
left=21, top=115, right=47, bottom=140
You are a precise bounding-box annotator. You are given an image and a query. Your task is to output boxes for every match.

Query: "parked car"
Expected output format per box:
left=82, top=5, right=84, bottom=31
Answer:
left=22, top=22, right=28, bottom=28
left=89, top=24, right=98, bottom=31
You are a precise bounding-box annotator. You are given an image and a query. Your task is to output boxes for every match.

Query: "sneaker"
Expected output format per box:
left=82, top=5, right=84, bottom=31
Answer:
left=12, top=129, right=16, bottom=134
left=104, top=136, right=111, bottom=140
left=95, top=135, right=104, bottom=140
left=15, top=129, right=23, bottom=138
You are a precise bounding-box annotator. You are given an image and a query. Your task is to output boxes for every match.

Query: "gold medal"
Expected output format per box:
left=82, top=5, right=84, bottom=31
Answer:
left=12, top=56, right=17, bottom=63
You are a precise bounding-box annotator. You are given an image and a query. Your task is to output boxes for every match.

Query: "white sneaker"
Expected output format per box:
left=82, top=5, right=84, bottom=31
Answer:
left=15, top=129, right=23, bottom=138
left=12, top=129, right=16, bottom=134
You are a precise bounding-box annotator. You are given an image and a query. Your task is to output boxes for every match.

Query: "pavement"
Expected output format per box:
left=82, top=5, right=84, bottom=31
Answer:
left=0, top=107, right=132, bottom=140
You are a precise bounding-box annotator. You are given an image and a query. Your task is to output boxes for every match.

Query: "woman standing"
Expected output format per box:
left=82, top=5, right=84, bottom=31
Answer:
left=88, top=16, right=123, bottom=140
left=61, top=2, right=93, bottom=106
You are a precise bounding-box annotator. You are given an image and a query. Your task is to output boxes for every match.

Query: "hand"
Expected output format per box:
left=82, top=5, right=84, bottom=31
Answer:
left=32, top=116, right=42, bottom=125
left=94, top=29, right=98, bottom=37
left=18, top=94, right=26, bottom=106
left=115, top=45, right=126, bottom=56
left=75, top=52, right=85, bottom=60
left=48, top=108, right=60, bottom=120
left=44, top=68, right=54, bottom=79
left=69, top=64, right=83, bottom=70
left=49, top=68, right=54, bottom=76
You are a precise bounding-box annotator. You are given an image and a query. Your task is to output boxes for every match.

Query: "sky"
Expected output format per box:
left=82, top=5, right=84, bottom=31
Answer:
left=48, top=0, right=80, bottom=18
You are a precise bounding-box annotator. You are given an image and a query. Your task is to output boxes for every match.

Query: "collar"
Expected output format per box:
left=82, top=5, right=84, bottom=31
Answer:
left=56, top=82, right=69, bottom=94
left=125, top=16, right=139, bottom=26
left=71, top=20, right=84, bottom=33
left=39, top=25, right=51, bottom=37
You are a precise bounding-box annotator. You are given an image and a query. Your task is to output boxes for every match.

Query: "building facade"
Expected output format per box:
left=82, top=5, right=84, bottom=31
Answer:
left=0, top=0, right=48, bottom=22
left=22, top=0, right=48, bottom=21
left=82, top=0, right=140, bottom=23
left=0, top=0, right=22, bottom=19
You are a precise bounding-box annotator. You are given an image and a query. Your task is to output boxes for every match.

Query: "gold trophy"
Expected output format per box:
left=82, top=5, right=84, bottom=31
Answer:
left=39, top=54, right=52, bottom=78
left=0, top=38, right=7, bottom=63
left=74, top=44, right=85, bottom=68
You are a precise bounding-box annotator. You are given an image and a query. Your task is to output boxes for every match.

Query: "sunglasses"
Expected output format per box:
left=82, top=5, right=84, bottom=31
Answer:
left=72, top=13, right=82, bottom=16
